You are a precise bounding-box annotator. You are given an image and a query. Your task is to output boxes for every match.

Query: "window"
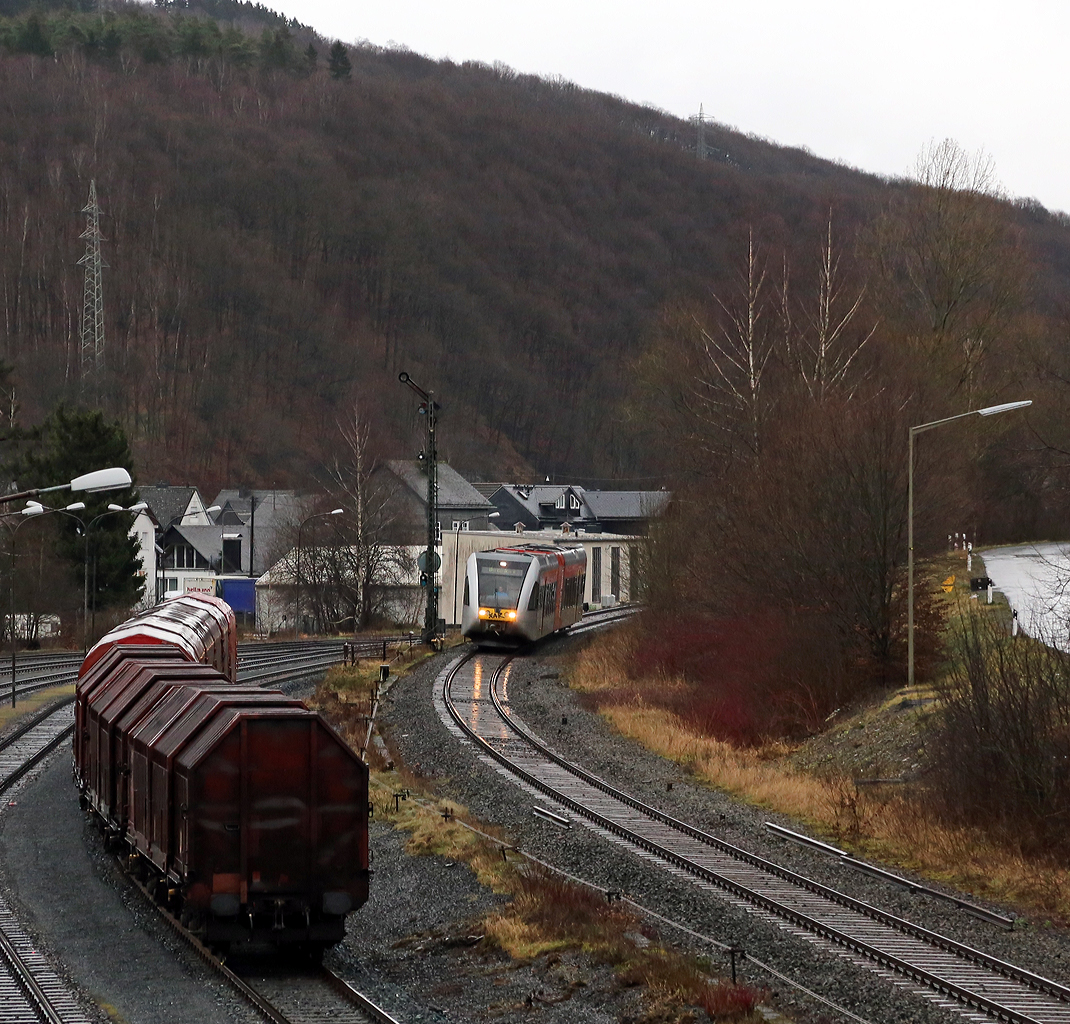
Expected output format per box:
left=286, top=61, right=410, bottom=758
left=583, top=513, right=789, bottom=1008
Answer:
left=592, top=547, right=602, bottom=602
left=555, top=494, right=566, bottom=509
left=463, top=577, right=470, bottom=607
left=611, top=547, right=620, bottom=600
left=165, top=577, right=179, bottom=592
left=451, top=520, right=471, bottom=532
left=222, top=538, right=242, bottom=574
left=476, top=555, right=528, bottom=608
left=435, top=521, right=442, bottom=543
left=528, top=580, right=540, bottom=611
left=173, top=544, right=199, bottom=569
left=569, top=493, right=581, bottom=510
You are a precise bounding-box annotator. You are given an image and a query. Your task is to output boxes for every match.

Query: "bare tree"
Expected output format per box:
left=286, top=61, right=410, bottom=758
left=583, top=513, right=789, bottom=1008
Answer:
left=691, top=228, right=775, bottom=459
left=785, top=213, right=876, bottom=403
left=868, top=139, right=1025, bottom=409
left=324, top=402, right=402, bottom=629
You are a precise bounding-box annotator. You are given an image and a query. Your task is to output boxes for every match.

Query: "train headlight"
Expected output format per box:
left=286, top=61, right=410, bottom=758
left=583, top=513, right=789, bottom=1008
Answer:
left=507, top=611, right=516, bottom=620
left=479, top=608, right=489, bottom=618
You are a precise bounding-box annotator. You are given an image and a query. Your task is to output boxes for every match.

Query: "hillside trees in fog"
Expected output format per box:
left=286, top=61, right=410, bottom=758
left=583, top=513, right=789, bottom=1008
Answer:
left=0, top=6, right=1066, bottom=527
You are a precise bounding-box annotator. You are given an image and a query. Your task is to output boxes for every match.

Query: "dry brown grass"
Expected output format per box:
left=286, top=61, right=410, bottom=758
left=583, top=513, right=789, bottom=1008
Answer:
left=570, top=622, right=1070, bottom=921
left=0, top=684, right=75, bottom=733
left=482, top=866, right=764, bottom=1020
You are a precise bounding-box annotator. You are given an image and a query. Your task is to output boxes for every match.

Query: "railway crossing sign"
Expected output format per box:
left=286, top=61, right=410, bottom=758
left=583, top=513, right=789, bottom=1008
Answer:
left=417, top=550, right=441, bottom=574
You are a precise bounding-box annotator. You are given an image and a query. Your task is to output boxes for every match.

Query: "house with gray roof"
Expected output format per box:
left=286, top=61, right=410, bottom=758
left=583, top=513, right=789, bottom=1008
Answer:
left=209, top=489, right=312, bottom=576
left=487, top=484, right=668, bottom=535
left=139, top=484, right=214, bottom=531
left=375, top=461, right=497, bottom=543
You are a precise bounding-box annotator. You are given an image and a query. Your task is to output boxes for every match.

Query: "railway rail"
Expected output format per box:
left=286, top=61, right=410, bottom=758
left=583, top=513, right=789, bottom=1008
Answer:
left=0, top=635, right=418, bottom=704
left=439, top=647, right=1070, bottom=1024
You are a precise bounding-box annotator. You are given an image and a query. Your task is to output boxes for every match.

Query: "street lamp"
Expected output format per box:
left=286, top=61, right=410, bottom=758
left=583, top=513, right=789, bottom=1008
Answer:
left=83, top=501, right=148, bottom=652
left=907, top=400, right=1031, bottom=687
left=4, top=500, right=86, bottom=708
left=294, top=509, right=343, bottom=639
left=0, top=466, right=132, bottom=507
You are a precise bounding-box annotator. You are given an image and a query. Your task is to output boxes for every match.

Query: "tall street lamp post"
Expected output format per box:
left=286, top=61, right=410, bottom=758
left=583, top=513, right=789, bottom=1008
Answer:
left=294, top=509, right=343, bottom=640
left=5, top=501, right=86, bottom=708
left=83, top=501, right=148, bottom=653
left=908, top=400, right=1031, bottom=688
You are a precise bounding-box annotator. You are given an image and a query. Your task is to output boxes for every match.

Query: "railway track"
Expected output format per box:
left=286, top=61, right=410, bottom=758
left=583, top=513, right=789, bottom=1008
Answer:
left=121, top=861, right=403, bottom=1024
left=440, top=649, right=1070, bottom=1024
left=229, top=962, right=401, bottom=1024
left=0, top=894, right=95, bottom=1024
left=0, top=635, right=415, bottom=704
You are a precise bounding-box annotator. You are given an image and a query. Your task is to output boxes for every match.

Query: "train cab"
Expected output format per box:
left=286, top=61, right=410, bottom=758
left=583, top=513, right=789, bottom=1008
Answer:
left=461, top=543, right=586, bottom=646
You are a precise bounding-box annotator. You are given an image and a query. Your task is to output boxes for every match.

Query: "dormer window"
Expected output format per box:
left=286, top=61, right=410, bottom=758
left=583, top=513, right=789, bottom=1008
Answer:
left=555, top=494, right=566, bottom=509
left=569, top=494, right=581, bottom=510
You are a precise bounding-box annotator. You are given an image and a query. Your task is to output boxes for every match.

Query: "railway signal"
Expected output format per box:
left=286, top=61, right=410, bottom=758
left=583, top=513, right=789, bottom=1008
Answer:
left=399, top=372, right=440, bottom=644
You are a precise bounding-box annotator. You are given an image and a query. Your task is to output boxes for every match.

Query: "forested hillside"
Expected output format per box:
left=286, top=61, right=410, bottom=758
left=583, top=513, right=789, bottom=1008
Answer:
left=1, top=0, right=1069, bottom=533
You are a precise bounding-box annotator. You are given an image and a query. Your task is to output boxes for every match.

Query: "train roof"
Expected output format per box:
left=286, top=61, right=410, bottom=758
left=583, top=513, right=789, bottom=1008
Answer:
left=475, top=543, right=585, bottom=556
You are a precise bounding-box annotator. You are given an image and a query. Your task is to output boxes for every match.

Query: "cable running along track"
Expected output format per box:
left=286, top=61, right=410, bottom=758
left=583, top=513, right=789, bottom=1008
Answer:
left=440, top=648, right=1070, bottom=1024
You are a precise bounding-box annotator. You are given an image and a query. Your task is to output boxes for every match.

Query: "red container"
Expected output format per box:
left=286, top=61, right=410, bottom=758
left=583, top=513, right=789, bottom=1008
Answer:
left=82, top=661, right=228, bottom=827
left=74, top=644, right=187, bottom=783
left=172, top=706, right=369, bottom=945
left=80, top=593, right=237, bottom=682
left=126, top=687, right=302, bottom=868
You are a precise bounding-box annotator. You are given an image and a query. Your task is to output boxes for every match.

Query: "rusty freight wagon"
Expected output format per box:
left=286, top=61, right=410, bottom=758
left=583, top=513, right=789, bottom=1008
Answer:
left=74, top=597, right=369, bottom=954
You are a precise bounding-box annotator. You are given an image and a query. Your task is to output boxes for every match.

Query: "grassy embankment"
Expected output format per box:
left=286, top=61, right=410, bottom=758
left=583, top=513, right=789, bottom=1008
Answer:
left=309, top=653, right=764, bottom=1023
left=0, top=684, right=75, bottom=733
left=570, top=552, right=1070, bottom=922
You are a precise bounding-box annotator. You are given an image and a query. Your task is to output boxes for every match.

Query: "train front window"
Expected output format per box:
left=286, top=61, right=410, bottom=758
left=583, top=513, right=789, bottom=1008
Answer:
left=476, top=557, right=528, bottom=608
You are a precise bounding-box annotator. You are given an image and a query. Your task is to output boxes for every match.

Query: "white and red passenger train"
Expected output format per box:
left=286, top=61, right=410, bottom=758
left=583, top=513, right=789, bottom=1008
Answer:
left=460, top=543, right=586, bottom=646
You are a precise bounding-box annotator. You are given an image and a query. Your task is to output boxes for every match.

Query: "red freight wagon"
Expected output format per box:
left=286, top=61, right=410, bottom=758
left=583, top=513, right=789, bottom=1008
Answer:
left=126, top=686, right=302, bottom=865
left=165, top=701, right=367, bottom=947
left=80, top=593, right=237, bottom=683
left=79, top=662, right=228, bottom=828
left=74, top=643, right=188, bottom=785
left=75, top=594, right=370, bottom=954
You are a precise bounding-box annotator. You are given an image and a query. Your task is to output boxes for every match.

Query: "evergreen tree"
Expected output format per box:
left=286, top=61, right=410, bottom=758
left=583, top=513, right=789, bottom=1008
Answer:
left=301, top=41, right=317, bottom=77
left=19, top=407, right=144, bottom=613
left=16, top=14, right=53, bottom=57
left=327, top=40, right=350, bottom=80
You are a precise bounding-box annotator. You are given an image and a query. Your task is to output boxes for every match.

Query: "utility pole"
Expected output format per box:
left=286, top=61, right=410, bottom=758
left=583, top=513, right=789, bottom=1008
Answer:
left=78, top=180, right=107, bottom=401
left=399, top=372, right=439, bottom=644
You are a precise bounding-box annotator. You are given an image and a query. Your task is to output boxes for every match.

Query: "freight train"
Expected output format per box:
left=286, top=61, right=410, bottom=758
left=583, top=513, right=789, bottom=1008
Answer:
left=74, top=593, right=369, bottom=955
left=460, top=543, right=586, bottom=646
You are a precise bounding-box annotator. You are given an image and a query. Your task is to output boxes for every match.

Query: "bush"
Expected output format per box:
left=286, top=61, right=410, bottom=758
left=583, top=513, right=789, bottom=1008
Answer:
left=928, top=607, right=1070, bottom=855
left=594, top=611, right=854, bottom=745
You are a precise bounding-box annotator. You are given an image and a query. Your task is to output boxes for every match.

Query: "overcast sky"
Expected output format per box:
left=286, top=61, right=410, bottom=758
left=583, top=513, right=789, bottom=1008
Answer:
left=272, top=1, right=1070, bottom=214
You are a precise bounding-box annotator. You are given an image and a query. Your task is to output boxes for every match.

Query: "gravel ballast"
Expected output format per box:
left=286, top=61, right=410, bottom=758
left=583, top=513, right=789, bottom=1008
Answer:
left=367, top=633, right=1070, bottom=1023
